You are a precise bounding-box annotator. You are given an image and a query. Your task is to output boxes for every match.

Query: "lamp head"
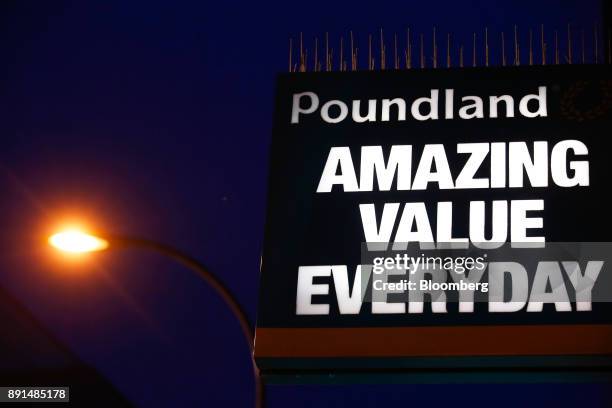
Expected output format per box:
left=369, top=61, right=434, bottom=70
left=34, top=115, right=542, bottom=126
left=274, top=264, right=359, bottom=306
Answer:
left=48, top=229, right=109, bottom=253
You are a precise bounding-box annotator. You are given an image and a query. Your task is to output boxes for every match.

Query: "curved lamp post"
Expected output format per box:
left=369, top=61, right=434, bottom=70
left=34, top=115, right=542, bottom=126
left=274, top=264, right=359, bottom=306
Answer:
left=49, top=229, right=263, bottom=408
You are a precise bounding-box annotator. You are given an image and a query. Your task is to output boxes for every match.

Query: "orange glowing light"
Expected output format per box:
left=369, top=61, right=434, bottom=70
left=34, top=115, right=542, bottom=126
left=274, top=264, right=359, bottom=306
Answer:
left=48, top=229, right=109, bottom=253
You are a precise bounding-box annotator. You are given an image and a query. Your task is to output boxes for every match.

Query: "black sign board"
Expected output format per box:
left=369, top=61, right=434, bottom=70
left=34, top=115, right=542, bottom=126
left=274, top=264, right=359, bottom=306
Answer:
left=256, top=65, right=612, bottom=372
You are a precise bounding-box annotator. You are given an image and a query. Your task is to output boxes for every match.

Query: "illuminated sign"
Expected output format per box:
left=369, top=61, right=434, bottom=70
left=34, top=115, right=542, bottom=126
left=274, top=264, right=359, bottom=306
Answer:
left=255, top=65, right=612, bottom=372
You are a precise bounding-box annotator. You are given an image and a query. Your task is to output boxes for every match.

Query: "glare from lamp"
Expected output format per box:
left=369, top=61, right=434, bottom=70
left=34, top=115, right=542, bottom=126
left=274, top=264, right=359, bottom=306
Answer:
left=49, top=229, right=109, bottom=253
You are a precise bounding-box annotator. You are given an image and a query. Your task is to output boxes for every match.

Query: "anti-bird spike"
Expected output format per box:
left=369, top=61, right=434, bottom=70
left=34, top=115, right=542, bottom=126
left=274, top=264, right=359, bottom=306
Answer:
left=485, top=27, right=489, bottom=67
left=581, top=29, right=585, bottom=64
left=447, top=33, right=451, bottom=68
left=368, top=34, right=373, bottom=70
left=567, top=24, right=572, bottom=64
left=406, top=28, right=412, bottom=69
left=314, top=37, right=319, bottom=72
left=394, top=33, right=399, bottom=69
left=380, top=28, right=385, bottom=70
left=472, top=32, right=476, bottom=67
left=594, top=24, right=598, bottom=64
left=514, top=25, right=520, bottom=66
left=501, top=32, right=506, bottom=66
left=420, top=33, right=425, bottom=68
left=555, top=30, right=560, bottom=64
left=325, top=32, right=330, bottom=71
left=541, top=24, right=546, bottom=65
left=340, top=36, right=344, bottom=72
left=433, top=26, right=437, bottom=68
left=529, top=29, right=533, bottom=66
left=289, top=24, right=586, bottom=72
left=299, top=32, right=305, bottom=72
left=350, top=31, right=356, bottom=71
left=289, top=37, right=293, bottom=72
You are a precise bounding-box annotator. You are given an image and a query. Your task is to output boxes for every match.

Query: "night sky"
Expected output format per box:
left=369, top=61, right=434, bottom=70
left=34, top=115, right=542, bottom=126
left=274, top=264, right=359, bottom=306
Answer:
left=0, top=1, right=610, bottom=407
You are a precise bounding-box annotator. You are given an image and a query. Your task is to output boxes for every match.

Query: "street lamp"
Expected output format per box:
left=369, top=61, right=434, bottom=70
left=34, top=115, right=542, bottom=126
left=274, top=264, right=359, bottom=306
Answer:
left=49, top=228, right=263, bottom=408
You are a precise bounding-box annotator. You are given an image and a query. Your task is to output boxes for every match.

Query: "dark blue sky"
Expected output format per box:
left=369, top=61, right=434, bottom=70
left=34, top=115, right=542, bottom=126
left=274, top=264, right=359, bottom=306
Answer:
left=0, top=1, right=609, bottom=407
